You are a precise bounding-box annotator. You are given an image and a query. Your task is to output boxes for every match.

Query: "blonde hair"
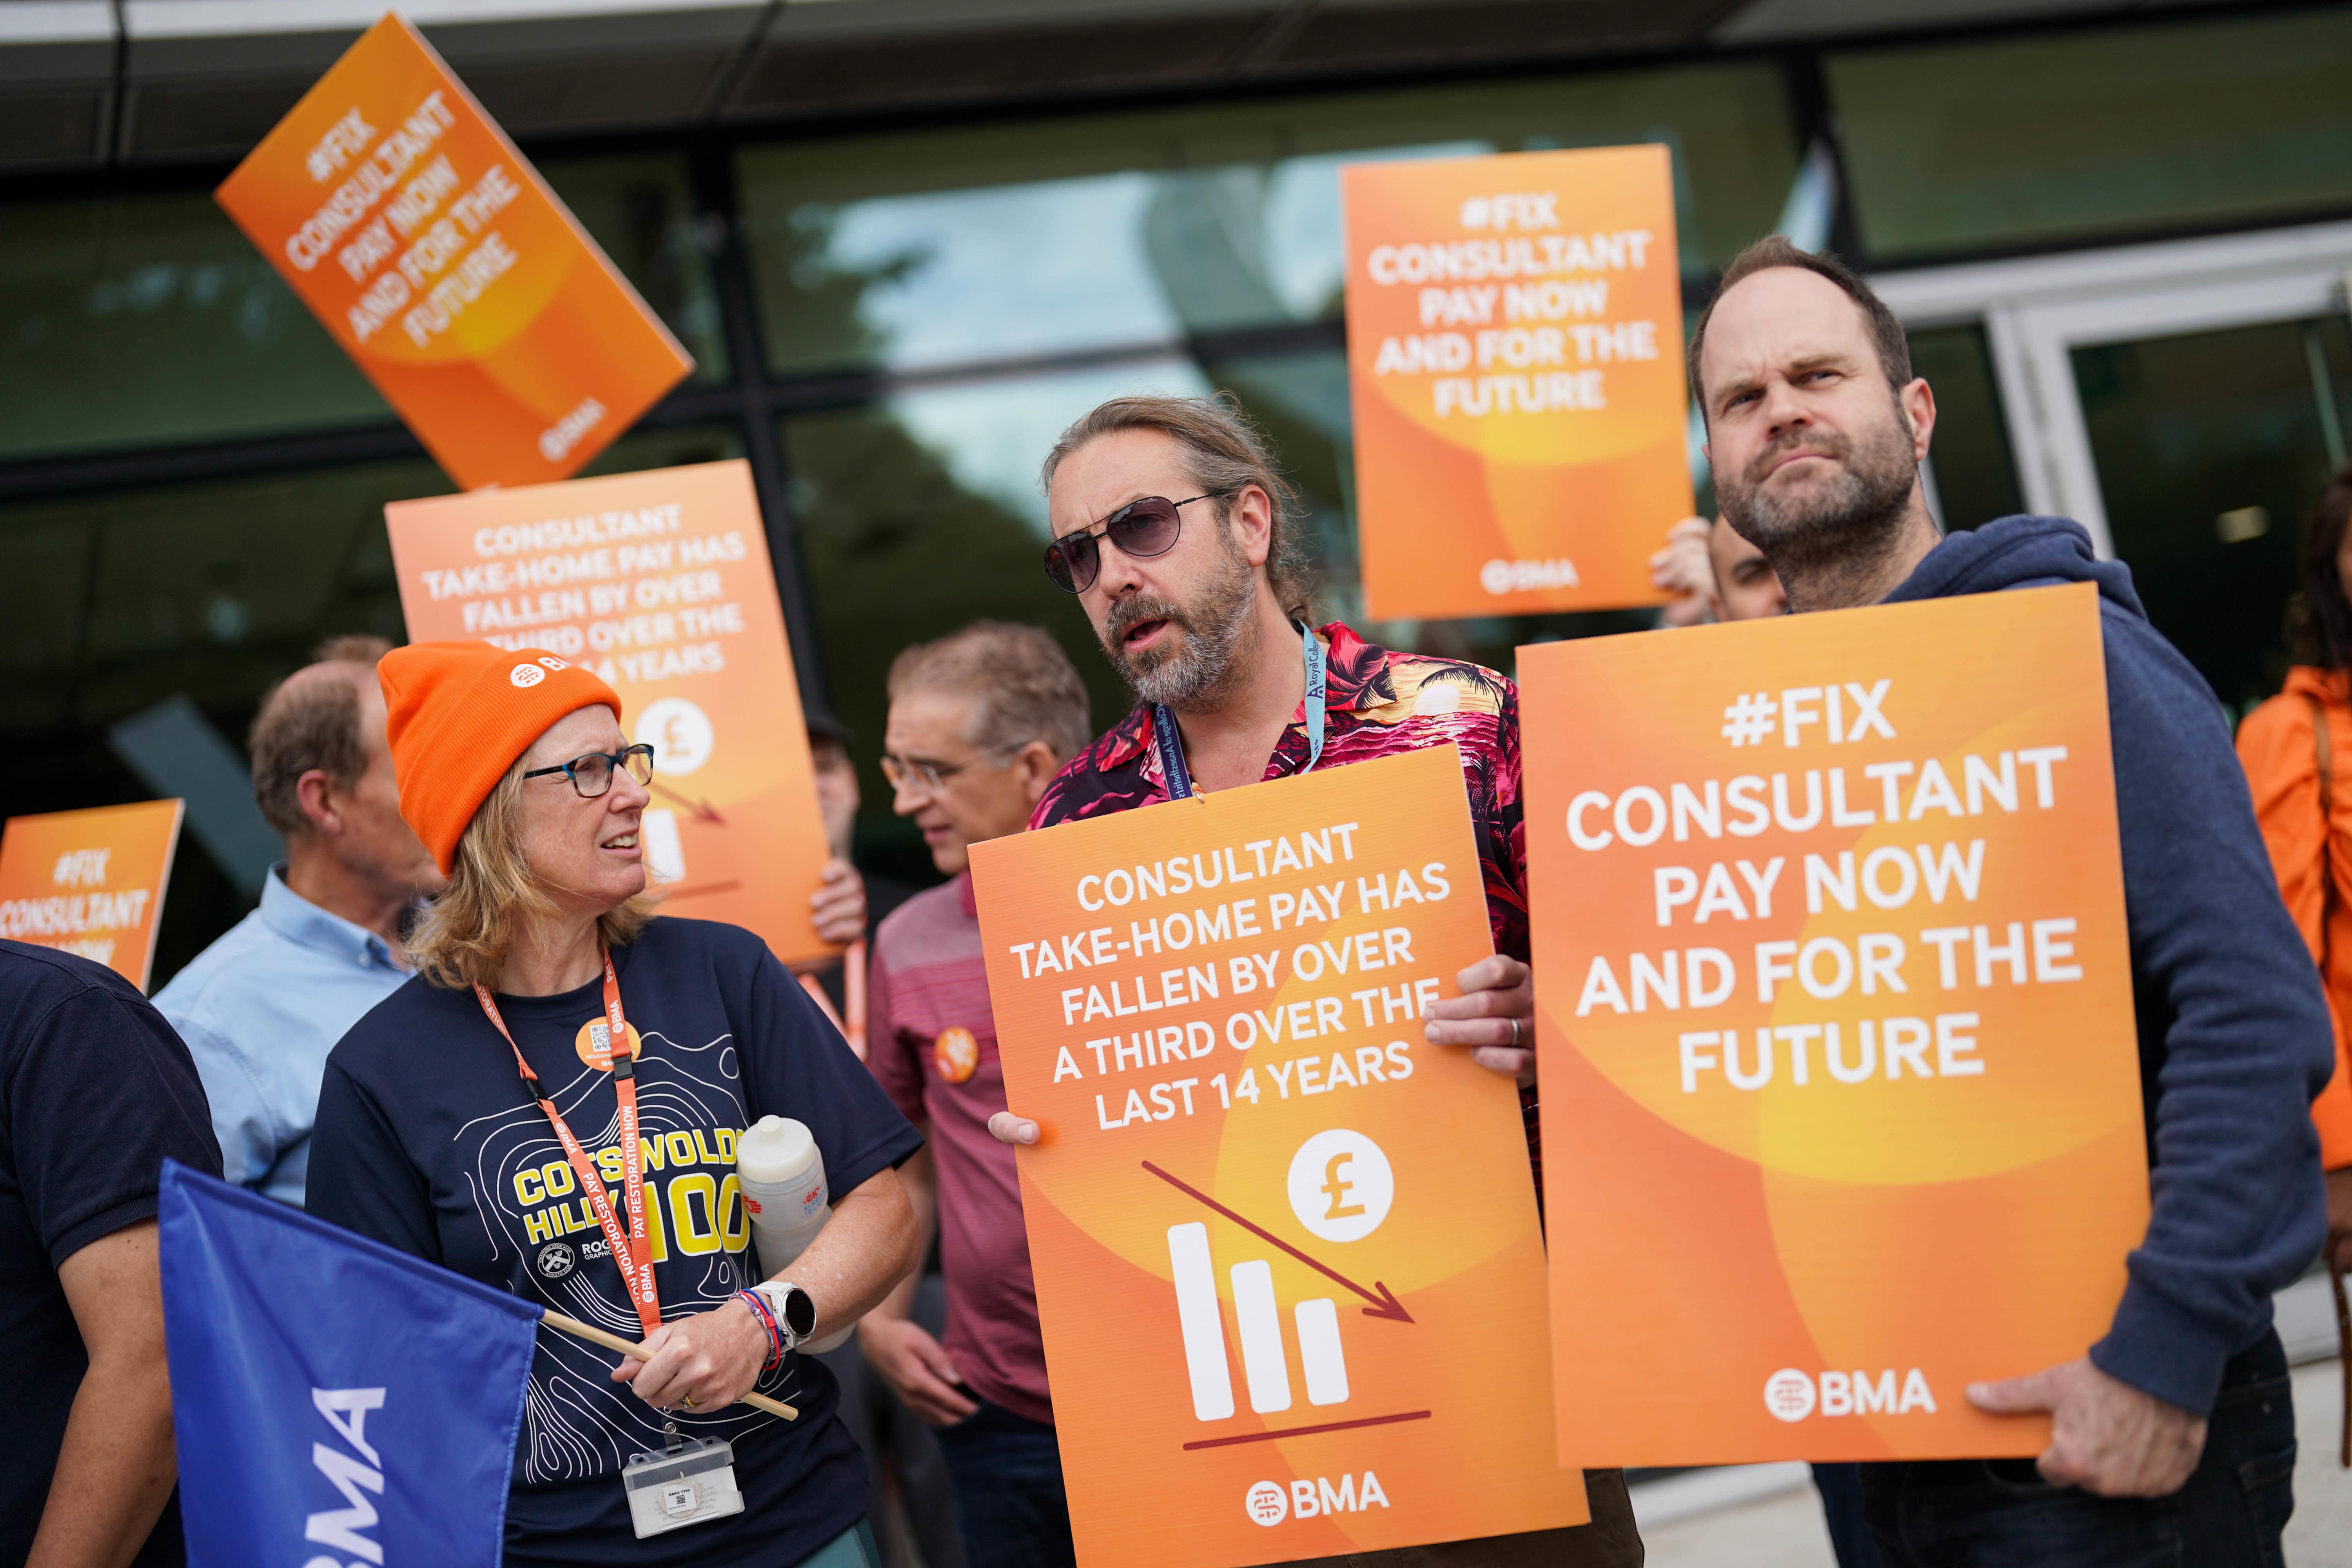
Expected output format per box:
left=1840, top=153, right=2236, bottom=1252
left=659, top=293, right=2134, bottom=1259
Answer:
left=407, top=760, right=660, bottom=989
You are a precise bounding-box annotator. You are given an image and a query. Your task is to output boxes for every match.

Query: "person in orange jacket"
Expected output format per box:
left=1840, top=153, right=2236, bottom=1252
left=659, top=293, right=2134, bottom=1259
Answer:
left=2235, top=463, right=2352, bottom=1267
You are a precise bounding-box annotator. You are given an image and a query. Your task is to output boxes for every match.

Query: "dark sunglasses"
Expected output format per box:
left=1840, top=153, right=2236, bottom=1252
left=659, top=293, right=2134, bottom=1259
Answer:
left=1042, top=492, right=1227, bottom=594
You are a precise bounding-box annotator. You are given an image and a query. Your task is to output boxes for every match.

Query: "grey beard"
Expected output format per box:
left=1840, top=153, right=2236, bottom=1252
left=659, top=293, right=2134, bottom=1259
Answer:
left=1720, top=408, right=1919, bottom=595
left=1102, top=546, right=1260, bottom=711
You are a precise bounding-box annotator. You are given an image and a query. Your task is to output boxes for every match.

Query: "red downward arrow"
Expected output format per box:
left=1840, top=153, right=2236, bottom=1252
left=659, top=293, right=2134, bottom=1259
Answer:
left=1141, top=1160, right=1413, bottom=1324
left=648, top=779, right=724, bottom=824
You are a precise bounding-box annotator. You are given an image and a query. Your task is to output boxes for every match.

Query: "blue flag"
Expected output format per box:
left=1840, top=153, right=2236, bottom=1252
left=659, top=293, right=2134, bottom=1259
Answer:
left=158, top=1160, right=542, bottom=1568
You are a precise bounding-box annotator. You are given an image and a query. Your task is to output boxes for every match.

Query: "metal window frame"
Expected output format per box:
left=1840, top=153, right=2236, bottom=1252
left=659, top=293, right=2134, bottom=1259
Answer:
left=1872, top=218, right=2352, bottom=555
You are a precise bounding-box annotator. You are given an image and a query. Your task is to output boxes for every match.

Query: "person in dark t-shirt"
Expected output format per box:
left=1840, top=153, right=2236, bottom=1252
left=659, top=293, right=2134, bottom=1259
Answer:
left=0, top=940, right=221, bottom=1568
left=307, top=642, right=923, bottom=1568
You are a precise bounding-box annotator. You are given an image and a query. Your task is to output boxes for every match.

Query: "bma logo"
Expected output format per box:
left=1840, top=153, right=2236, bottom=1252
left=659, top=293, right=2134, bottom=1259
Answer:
left=1763, top=1367, right=1938, bottom=1423
left=536, top=1242, right=575, bottom=1279
left=512, top=655, right=570, bottom=687
left=1243, top=1474, right=1392, bottom=1526
left=1481, top=557, right=1581, bottom=595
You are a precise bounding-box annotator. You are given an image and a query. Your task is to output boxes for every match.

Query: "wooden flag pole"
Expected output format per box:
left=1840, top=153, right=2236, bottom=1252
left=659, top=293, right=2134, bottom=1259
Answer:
left=542, top=1309, right=799, bottom=1421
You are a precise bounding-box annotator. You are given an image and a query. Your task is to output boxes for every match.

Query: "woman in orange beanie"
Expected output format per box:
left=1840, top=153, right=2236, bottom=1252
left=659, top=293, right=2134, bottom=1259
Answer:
left=307, top=641, right=922, bottom=1568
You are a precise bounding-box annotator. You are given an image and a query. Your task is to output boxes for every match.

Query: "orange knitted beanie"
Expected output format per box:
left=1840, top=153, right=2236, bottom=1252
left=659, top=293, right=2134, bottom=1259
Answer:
left=379, top=642, right=623, bottom=875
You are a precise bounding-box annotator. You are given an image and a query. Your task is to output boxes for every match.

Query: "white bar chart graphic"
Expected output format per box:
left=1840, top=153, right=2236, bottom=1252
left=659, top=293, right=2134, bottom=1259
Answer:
left=1294, top=1297, right=1350, bottom=1406
left=1167, top=1222, right=1234, bottom=1421
left=1167, top=1222, right=1349, bottom=1422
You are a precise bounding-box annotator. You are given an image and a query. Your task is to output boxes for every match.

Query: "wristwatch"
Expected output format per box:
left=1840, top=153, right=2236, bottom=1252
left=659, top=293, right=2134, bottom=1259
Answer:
left=750, top=1281, right=818, bottom=1352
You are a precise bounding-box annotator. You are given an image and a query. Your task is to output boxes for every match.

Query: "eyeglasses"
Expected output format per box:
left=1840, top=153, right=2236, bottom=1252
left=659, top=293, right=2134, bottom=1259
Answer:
left=523, top=744, right=655, bottom=799
left=1042, top=492, right=1225, bottom=594
left=880, top=742, right=1025, bottom=795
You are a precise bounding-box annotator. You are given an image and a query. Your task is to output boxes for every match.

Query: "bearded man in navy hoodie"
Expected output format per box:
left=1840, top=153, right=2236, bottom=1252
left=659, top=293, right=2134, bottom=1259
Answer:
left=1687, top=235, right=2334, bottom=1565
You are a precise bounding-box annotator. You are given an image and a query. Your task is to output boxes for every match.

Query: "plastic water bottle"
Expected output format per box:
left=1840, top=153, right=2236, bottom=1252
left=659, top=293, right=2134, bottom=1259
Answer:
left=735, top=1115, right=851, bottom=1352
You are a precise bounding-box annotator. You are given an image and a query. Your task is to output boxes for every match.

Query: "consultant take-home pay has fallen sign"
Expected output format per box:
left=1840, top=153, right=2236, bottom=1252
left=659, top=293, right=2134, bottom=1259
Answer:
left=970, top=747, right=1590, bottom=1568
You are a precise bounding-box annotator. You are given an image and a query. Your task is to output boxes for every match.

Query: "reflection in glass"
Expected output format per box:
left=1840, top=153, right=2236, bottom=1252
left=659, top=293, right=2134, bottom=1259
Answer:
left=1907, top=324, right=2024, bottom=532
left=0, top=191, right=389, bottom=460
left=0, top=423, right=739, bottom=752
left=742, top=64, right=1797, bottom=375
left=539, top=153, right=727, bottom=381
left=786, top=359, right=1210, bottom=828
left=2074, top=316, right=2352, bottom=711
left=1831, top=10, right=2352, bottom=261
left=0, top=154, right=724, bottom=466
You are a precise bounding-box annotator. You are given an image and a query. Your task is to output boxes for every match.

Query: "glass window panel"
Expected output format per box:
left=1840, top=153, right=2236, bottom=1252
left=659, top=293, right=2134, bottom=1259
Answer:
left=0, top=423, right=739, bottom=742
left=1908, top=323, right=2024, bottom=532
left=0, top=155, right=720, bottom=465
left=786, top=359, right=1208, bottom=869
left=742, top=64, right=1799, bottom=376
left=0, top=420, right=747, bottom=975
left=2073, top=315, right=2352, bottom=712
left=0, top=458, right=443, bottom=735
left=575, top=421, right=746, bottom=480
left=0, top=190, right=391, bottom=461
left=538, top=153, right=727, bottom=381
left=786, top=347, right=1688, bottom=882
left=1830, top=11, right=2352, bottom=262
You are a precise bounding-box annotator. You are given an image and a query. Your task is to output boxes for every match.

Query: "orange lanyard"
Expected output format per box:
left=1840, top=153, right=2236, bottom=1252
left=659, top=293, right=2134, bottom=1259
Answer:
left=475, top=949, right=661, bottom=1337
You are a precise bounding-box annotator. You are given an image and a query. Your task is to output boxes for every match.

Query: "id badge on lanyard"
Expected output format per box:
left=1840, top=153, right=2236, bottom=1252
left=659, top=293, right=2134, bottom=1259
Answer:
left=477, top=958, right=751, bottom=1535
left=1153, top=620, right=1326, bottom=800
left=475, top=951, right=660, bottom=1334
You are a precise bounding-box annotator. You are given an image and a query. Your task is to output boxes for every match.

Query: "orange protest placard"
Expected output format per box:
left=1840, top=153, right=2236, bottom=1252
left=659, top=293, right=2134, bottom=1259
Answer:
left=1520, top=583, right=2148, bottom=1464
left=0, top=800, right=185, bottom=991
left=1342, top=145, right=1693, bottom=621
left=215, top=13, right=691, bottom=490
left=385, top=459, right=836, bottom=964
left=969, top=746, right=1588, bottom=1567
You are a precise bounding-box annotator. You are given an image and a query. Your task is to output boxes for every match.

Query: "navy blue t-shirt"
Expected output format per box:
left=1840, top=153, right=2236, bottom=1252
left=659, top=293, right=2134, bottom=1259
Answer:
left=0, top=940, right=220, bottom=1568
left=307, top=917, right=922, bottom=1568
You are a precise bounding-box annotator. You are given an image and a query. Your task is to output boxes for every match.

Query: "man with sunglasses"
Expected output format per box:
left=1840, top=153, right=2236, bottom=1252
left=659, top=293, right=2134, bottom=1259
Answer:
left=992, top=392, right=1643, bottom=1567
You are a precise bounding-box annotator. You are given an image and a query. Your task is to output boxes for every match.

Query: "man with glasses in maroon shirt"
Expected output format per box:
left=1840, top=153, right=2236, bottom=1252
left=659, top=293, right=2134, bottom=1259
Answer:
left=861, top=622, right=1095, bottom=1568
left=984, top=392, right=1643, bottom=1568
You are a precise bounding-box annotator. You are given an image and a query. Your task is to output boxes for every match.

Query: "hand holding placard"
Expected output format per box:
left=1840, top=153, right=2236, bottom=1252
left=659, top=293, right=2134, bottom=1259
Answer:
left=969, top=746, right=1588, bottom=1567
left=1523, top=583, right=2149, bottom=1466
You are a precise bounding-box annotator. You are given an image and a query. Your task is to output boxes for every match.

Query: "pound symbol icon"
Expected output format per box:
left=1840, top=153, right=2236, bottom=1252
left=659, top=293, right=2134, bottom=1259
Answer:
left=1288, top=1130, right=1393, bottom=1243
left=1321, top=1154, right=1367, bottom=1221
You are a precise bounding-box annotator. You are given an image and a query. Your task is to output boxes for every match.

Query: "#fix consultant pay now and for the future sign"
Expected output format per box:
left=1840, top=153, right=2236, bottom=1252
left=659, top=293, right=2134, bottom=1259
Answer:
left=1523, top=583, right=2148, bottom=1466
left=216, top=12, right=691, bottom=491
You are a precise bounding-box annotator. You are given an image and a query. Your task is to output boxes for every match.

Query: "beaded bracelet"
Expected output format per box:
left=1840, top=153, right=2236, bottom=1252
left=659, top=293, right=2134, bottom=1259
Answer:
left=733, top=1287, right=785, bottom=1368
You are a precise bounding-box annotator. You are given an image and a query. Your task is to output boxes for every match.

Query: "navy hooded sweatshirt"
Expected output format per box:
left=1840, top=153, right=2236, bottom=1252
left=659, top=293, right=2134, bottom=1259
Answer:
left=1882, top=515, right=2334, bottom=1414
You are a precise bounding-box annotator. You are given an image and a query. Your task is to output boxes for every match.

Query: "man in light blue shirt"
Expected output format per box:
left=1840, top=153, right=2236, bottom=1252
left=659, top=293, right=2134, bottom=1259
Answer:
left=155, top=636, right=441, bottom=1207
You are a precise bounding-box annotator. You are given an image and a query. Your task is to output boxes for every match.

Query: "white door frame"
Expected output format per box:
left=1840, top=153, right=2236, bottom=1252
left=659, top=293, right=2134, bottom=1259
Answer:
left=1871, top=220, right=2352, bottom=557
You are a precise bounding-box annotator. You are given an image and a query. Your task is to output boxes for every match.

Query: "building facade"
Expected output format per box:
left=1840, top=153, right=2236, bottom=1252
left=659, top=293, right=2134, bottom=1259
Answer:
left=4, top=0, right=2350, bottom=977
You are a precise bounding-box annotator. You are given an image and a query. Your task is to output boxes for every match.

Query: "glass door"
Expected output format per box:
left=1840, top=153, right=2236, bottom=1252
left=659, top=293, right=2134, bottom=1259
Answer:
left=1875, top=221, right=2352, bottom=711
left=2067, top=316, right=2350, bottom=710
